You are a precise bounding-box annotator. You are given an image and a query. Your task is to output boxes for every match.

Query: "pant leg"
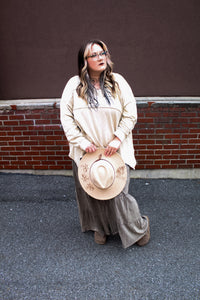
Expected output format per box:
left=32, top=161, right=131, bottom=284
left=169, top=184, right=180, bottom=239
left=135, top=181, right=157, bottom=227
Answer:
left=72, top=161, right=118, bottom=236
left=113, top=166, right=148, bottom=248
left=73, top=161, right=148, bottom=248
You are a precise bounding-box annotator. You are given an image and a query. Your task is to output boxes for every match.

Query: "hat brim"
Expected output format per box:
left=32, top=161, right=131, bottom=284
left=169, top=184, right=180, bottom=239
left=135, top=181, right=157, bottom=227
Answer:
left=78, top=148, right=127, bottom=200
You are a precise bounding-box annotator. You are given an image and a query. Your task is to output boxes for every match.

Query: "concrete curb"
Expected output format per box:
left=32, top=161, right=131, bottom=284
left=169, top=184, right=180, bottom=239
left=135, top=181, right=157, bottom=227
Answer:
left=1, top=168, right=200, bottom=179
left=1, top=97, right=200, bottom=110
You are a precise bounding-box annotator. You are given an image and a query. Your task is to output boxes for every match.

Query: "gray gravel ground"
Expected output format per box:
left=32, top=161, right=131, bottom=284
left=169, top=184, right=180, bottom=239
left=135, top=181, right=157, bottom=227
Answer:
left=0, top=173, right=200, bottom=300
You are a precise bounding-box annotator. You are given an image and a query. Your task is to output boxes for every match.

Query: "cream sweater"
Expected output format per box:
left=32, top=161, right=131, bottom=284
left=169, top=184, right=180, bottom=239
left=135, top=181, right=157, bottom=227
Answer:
left=60, top=73, right=137, bottom=169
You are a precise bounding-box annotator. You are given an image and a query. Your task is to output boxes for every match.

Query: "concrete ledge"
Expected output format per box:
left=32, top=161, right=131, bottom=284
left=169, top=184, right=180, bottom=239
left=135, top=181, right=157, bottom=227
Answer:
left=130, top=168, right=200, bottom=179
left=1, top=168, right=200, bottom=179
left=0, top=99, right=60, bottom=110
left=1, top=97, right=200, bottom=110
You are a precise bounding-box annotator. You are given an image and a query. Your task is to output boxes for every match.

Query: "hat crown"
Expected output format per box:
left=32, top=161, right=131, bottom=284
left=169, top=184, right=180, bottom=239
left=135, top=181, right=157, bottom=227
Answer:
left=90, top=159, right=114, bottom=190
left=78, top=149, right=127, bottom=200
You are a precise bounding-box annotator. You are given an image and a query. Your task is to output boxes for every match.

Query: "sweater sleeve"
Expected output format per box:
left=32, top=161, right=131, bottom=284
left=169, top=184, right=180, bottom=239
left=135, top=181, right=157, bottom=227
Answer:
left=114, top=73, right=137, bottom=142
left=60, top=77, right=91, bottom=151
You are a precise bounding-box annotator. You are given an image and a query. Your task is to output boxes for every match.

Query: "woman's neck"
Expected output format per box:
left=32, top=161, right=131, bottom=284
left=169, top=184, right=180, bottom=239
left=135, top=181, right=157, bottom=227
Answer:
left=90, top=76, right=100, bottom=89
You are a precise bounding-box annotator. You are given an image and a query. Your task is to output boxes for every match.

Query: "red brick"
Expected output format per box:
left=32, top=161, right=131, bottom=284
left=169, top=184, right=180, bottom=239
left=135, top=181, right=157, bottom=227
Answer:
left=15, top=136, right=30, bottom=141
left=190, top=129, right=200, bottom=133
left=35, top=120, right=51, bottom=125
left=2, top=165, right=19, bottom=169
left=24, top=141, right=38, bottom=146
left=163, top=154, right=179, bottom=159
left=139, top=140, right=155, bottom=145
left=147, top=145, right=162, bottom=149
left=38, top=150, right=54, bottom=155
left=189, top=139, right=200, bottom=144
left=32, top=136, right=46, bottom=141
left=139, top=150, right=154, bottom=155
left=188, top=149, right=199, bottom=154
left=57, top=161, right=69, bottom=165
left=15, top=146, right=30, bottom=151
left=182, top=134, right=198, bottom=139
left=17, top=156, right=32, bottom=161
left=46, top=136, right=62, bottom=141
left=154, top=160, right=170, bottom=165
left=187, top=159, right=200, bottom=164
left=24, top=151, right=39, bottom=156
left=163, top=112, right=179, bottom=117
left=34, top=166, right=49, bottom=170
left=145, top=165, right=162, bottom=169
left=145, top=112, right=161, bottom=117
left=181, top=144, right=196, bottom=149
left=26, top=114, right=41, bottom=119
left=138, top=118, right=154, bottom=123
left=171, top=160, right=185, bottom=164
left=165, top=134, right=180, bottom=139
left=172, top=139, right=188, bottom=144
left=38, top=131, right=54, bottom=136
left=7, top=131, right=22, bottom=136
left=193, top=163, right=200, bottom=168
left=147, top=155, right=162, bottom=160
left=39, top=141, right=55, bottom=145
left=2, top=156, right=17, bottom=161
left=161, top=165, right=177, bottom=169
left=48, top=156, right=63, bottom=161
left=0, top=116, right=8, bottom=120
left=46, top=125, right=61, bottom=130
left=32, top=146, right=46, bottom=151
left=9, top=142, right=23, bottom=146
left=156, top=139, right=171, bottom=144
left=172, top=149, right=187, bottom=155
left=19, top=121, right=34, bottom=127
left=135, top=159, right=154, bottom=165
left=156, top=129, right=173, bottom=134
left=32, top=156, right=48, bottom=161
left=10, top=151, right=24, bottom=155
left=189, top=118, right=199, bottom=123
left=135, top=155, right=146, bottom=160
left=15, top=126, right=29, bottom=131
left=4, top=121, right=19, bottom=126
left=0, top=136, right=14, bottom=141
left=155, top=150, right=170, bottom=155
left=181, top=155, right=195, bottom=159
left=42, top=161, right=56, bottom=165
left=49, top=165, right=65, bottom=170
left=178, top=164, right=193, bottom=168
left=1, top=146, right=15, bottom=151
left=9, top=115, right=25, bottom=120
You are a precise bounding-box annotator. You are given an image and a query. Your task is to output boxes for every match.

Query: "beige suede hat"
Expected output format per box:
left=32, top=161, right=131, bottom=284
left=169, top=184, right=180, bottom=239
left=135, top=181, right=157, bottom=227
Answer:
left=78, top=149, right=127, bottom=200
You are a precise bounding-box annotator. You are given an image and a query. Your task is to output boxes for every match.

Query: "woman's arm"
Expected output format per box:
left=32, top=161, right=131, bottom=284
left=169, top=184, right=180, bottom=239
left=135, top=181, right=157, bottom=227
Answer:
left=114, top=73, right=137, bottom=142
left=105, top=73, right=137, bottom=156
left=60, top=77, right=92, bottom=151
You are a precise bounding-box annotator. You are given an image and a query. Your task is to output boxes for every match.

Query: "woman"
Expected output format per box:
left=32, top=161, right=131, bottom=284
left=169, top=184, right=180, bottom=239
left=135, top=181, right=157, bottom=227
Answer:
left=60, top=39, right=150, bottom=248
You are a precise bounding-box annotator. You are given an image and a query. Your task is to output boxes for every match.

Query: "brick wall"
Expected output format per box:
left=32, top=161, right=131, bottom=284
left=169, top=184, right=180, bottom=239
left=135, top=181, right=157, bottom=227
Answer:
left=134, top=103, right=200, bottom=170
left=0, top=101, right=200, bottom=171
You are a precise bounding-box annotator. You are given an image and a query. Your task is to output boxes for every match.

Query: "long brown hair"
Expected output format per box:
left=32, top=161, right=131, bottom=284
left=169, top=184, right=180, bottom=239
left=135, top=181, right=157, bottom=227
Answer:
left=76, top=40, right=120, bottom=108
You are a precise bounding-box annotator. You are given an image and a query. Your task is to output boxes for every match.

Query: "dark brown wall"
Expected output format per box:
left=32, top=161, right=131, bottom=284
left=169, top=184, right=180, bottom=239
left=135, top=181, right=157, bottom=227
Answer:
left=0, top=0, right=200, bottom=99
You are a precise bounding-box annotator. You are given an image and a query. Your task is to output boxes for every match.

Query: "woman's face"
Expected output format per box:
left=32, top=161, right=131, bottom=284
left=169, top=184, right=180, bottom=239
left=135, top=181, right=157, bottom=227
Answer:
left=87, top=43, right=107, bottom=77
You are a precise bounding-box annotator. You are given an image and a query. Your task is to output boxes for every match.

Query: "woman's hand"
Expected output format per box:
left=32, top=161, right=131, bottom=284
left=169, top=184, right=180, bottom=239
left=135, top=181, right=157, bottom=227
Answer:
left=104, top=137, right=121, bottom=156
left=85, top=143, right=97, bottom=153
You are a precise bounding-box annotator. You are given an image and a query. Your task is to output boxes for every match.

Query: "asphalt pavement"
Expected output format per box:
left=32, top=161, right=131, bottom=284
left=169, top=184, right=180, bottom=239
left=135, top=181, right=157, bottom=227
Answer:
left=0, top=173, right=200, bottom=300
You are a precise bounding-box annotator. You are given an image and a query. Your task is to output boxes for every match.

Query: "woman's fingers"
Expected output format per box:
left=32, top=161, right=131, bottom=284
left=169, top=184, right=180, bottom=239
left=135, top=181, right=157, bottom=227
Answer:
left=105, top=137, right=121, bottom=156
left=104, top=146, right=117, bottom=156
left=85, top=144, right=97, bottom=153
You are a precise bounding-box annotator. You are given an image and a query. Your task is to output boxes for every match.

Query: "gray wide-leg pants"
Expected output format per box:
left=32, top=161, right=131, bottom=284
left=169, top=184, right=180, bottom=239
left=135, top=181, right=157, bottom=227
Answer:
left=72, top=161, right=148, bottom=248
